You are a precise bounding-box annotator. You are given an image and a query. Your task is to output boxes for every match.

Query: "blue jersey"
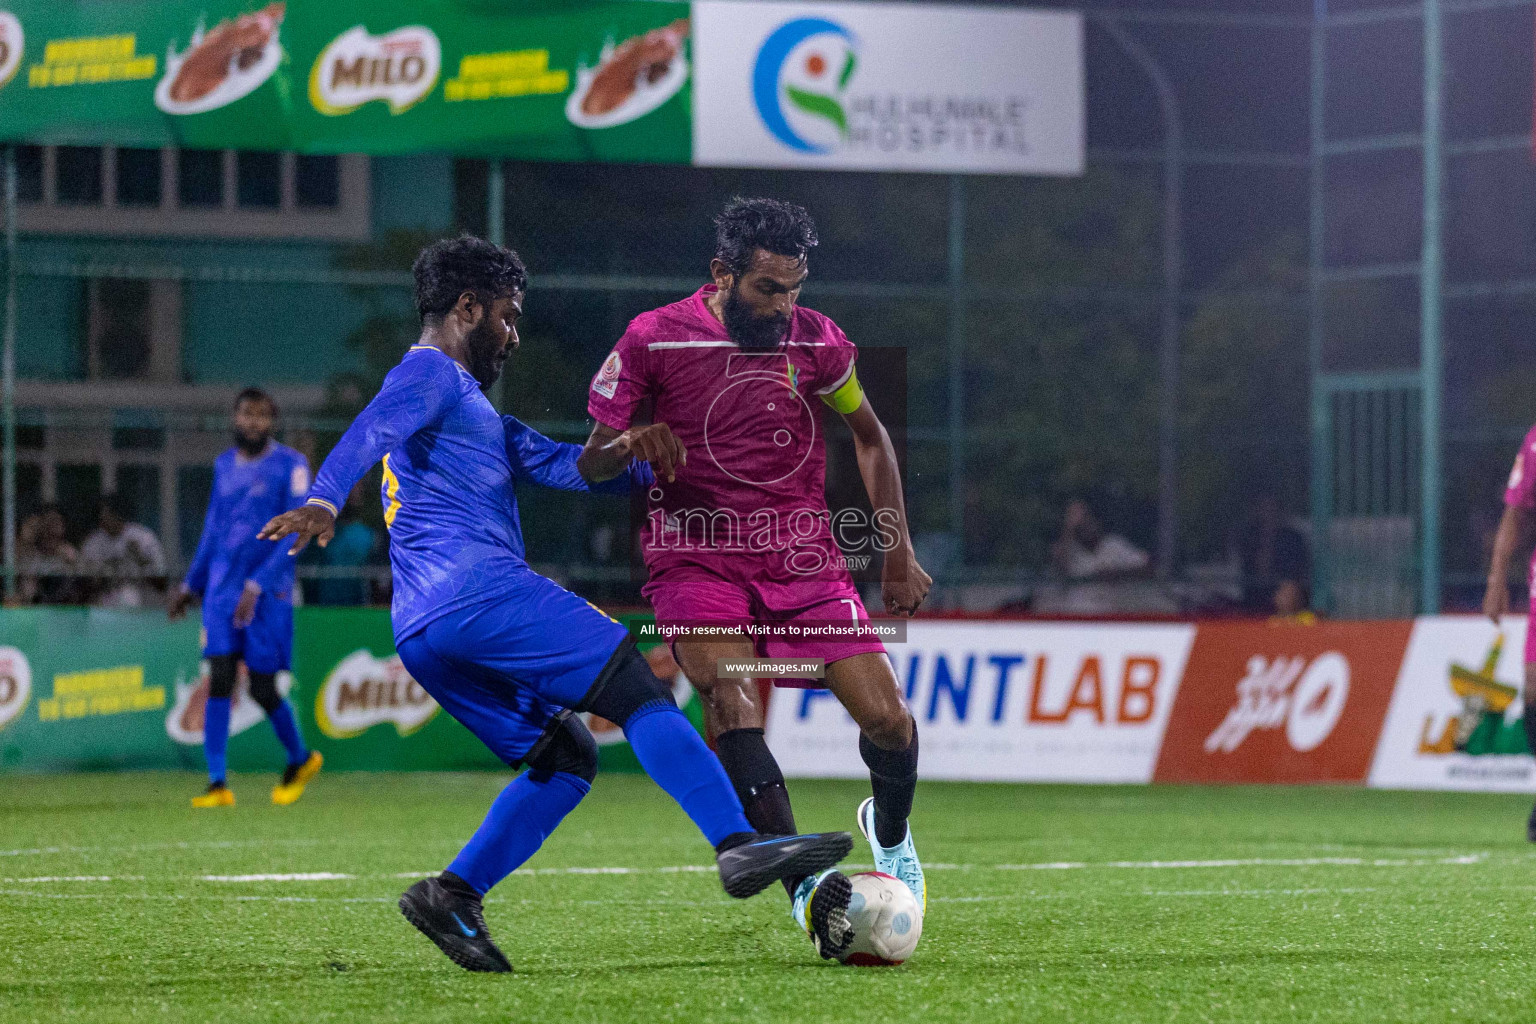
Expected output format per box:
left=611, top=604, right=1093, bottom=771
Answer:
left=306, top=344, right=651, bottom=640
left=184, top=442, right=310, bottom=607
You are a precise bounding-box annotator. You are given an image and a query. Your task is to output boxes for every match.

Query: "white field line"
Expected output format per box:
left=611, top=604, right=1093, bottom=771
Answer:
left=200, top=872, right=353, bottom=882
left=0, top=885, right=1408, bottom=907
left=995, top=855, right=1487, bottom=870
left=0, top=838, right=329, bottom=858
left=0, top=854, right=1492, bottom=888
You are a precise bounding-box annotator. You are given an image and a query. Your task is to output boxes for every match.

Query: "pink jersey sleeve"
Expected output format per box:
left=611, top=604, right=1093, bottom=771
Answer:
left=1505, top=426, right=1536, bottom=508
left=808, top=316, right=857, bottom=397
left=588, top=320, right=654, bottom=431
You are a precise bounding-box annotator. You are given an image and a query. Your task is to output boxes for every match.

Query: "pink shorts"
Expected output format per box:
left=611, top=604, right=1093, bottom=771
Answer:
left=644, top=572, right=887, bottom=688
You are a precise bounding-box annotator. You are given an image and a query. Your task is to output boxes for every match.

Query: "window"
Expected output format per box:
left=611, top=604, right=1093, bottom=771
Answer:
left=0, top=461, right=41, bottom=522
left=296, top=154, right=340, bottom=208
left=15, top=145, right=42, bottom=203
left=177, top=149, right=223, bottom=207
left=115, top=148, right=162, bottom=207
left=56, top=463, right=103, bottom=542
left=16, top=147, right=368, bottom=240
left=237, top=151, right=281, bottom=208
left=178, top=465, right=215, bottom=559
left=115, top=465, right=163, bottom=534
left=55, top=147, right=102, bottom=205
left=87, top=279, right=152, bottom=380
left=112, top=425, right=166, bottom=451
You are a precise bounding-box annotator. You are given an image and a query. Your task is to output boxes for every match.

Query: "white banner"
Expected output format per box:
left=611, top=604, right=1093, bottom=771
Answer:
left=765, top=621, right=1193, bottom=783
left=692, top=1, right=1084, bottom=175
left=1368, top=616, right=1534, bottom=792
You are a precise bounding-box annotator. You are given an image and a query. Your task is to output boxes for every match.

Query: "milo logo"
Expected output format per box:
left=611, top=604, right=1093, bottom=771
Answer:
left=309, top=24, right=439, bottom=115
left=0, top=13, right=23, bottom=91
left=0, top=646, right=32, bottom=730
left=315, top=649, right=437, bottom=738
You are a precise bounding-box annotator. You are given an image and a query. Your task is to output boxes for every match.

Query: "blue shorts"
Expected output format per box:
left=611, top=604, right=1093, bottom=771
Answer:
left=394, top=569, right=629, bottom=766
left=202, top=593, right=293, bottom=674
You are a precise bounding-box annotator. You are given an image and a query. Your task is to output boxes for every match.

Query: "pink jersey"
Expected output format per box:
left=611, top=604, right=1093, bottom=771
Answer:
left=588, top=285, right=857, bottom=584
left=1506, top=424, right=1536, bottom=510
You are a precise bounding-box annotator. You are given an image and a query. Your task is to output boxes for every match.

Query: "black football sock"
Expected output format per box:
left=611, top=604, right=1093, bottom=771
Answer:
left=715, top=728, right=802, bottom=895
left=859, top=720, right=918, bottom=849
left=1524, top=701, right=1536, bottom=758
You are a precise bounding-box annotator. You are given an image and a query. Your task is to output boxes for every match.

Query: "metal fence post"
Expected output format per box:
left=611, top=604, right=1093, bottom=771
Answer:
left=1419, top=0, right=1444, bottom=613
left=3, top=144, right=16, bottom=603
left=947, top=175, right=966, bottom=565
left=1309, top=0, right=1332, bottom=614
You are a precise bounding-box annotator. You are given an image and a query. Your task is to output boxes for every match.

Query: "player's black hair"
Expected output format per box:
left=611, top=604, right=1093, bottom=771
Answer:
left=713, top=197, right=819, bottom=277
left=412, top=235, right=528, bottom=325
left=234, top=386, right=277, bottom=416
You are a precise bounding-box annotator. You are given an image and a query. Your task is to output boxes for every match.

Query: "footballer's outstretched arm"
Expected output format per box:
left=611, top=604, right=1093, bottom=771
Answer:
left=577, top=421, right=687, bottom=485
left=1484, top=503, right=1533, bottom=622
left=834, top=384, right=931, bottom=617
left=260, top=354, right=462, bottom=553
left=505, top=416, right=654, bottom=494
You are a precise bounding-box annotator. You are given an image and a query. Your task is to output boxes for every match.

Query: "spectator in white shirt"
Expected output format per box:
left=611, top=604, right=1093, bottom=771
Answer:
left=80, top=493, right=166, bottom=609
left=1047, top=498, right=1160, bottom=614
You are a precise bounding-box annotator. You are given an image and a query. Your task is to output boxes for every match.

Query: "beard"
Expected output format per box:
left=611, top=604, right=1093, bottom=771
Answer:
left=722, top=286, right=790, bottom=352
left=465, top=316, right=509, bottom=389
left=233, top=429, right=270, bottom=456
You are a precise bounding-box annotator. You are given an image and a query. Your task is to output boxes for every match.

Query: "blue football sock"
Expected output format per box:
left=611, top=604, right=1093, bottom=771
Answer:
left=204, top=696, right=231, bottom=785
left=267, top=699, right=309, bottom=766
left=448, top=771, right=590, bottom=894
left=624, top=702, right=753, bottom=847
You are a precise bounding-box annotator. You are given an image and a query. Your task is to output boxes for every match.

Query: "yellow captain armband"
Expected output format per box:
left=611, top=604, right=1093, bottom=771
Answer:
left=819, top=365, right=865, bottom=415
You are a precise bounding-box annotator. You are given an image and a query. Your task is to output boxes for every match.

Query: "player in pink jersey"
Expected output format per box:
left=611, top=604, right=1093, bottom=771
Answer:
left=578, top=198, right=930, bottom=957
left=1483, top=421, right=1536, bottom=840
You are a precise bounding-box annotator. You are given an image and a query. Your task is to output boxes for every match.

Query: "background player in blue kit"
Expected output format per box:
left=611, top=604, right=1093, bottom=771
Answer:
left=260, top=237, right=851, bottom=973
left=169, top=389, right=323, bottom=809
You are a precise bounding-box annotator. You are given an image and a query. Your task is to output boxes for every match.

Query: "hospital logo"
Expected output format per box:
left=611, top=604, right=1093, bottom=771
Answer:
left=310, top=24, right=439, bottom=116
left=752, top=17, right=857, bottom=154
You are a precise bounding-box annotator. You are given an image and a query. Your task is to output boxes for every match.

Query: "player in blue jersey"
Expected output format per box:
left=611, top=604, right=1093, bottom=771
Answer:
left=169, top=388, right=323, bottom=809
left=259, top=237, right=851, bottom=973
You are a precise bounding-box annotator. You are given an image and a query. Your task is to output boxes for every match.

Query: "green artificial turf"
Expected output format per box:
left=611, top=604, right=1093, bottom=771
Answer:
left=2, top=772, right=1534, bottom=1023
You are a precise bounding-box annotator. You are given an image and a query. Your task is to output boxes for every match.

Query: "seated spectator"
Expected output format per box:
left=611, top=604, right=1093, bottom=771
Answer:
left=80, top=494, right=166, bottom=608
left=18, top=504, right=81, bottom=605
left=1239, top=494, right=1310, bottom=616
left=1045, top=498, right=1163, bottom=614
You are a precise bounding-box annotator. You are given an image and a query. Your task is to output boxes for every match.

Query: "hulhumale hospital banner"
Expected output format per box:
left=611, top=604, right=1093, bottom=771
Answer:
left=0, top=0, right=1085, bottom=175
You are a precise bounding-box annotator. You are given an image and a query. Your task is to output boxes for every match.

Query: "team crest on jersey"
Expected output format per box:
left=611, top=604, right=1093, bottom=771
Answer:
left=593, top=350, right=623, bottom=399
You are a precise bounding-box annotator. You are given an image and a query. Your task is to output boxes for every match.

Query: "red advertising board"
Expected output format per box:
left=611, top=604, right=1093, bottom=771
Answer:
left=1153, top=622, right=1414, bottom=785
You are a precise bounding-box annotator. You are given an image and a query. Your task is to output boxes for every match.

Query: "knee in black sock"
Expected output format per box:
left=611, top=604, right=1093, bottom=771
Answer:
left=207, top=655, right=238, bottom=700
left=524, top=711, right=599, bottom=784
left=860, top=719, right=919, bottom=848
left=248, top=671, right=283, bottom=715
left=579, top=638, right=676, bottom=728
left=715, top=728, right=797, bottom=836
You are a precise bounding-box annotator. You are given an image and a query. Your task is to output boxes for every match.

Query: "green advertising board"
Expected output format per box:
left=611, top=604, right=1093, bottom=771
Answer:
left=0, top=0, right=692, bottom=161
left=0, top=606, right=696, bottom=774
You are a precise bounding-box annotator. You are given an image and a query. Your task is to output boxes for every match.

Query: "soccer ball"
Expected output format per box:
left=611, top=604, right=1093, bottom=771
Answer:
left=835, top=871, right=923, bottom=966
